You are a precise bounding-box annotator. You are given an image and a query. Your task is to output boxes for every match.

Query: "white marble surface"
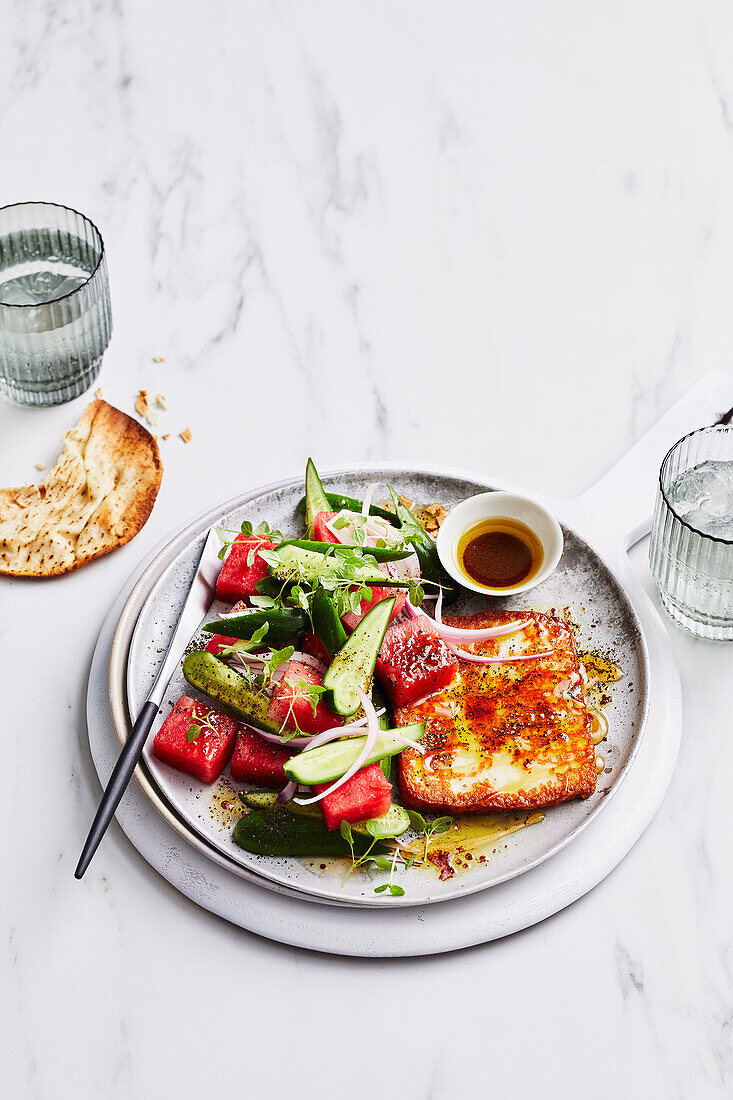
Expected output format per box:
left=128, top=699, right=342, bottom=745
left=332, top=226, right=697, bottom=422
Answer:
left=2, top=1, right=733, bottom=1096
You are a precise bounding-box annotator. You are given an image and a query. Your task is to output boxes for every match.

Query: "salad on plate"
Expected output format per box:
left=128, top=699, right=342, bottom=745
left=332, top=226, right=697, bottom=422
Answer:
left=151, top=460, right=613, bottom=895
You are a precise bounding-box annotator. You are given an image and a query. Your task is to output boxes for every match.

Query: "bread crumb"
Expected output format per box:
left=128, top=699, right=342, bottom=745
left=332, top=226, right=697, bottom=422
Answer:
left=179, top=426, right=192, bottom=444
left=135, top=391, right=149, bottom=417
left=95, top=388, right=103, bottom=399
left=146, top=409, right=160, bottom=427
left=35, top=463, right=47, bottom=471
left=161, top=434, right=170, bottom=440
left=152, top=356, right=165, bottom=363
left=154, top=394, right=167, bottom=410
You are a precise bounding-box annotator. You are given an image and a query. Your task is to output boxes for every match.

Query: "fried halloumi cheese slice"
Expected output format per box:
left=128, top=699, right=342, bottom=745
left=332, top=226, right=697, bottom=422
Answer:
left=395, top=610, right=597, bottom=813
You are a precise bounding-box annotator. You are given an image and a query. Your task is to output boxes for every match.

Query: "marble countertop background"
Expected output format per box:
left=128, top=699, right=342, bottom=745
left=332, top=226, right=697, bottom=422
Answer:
left=2, top=2, right=733, bottom=1097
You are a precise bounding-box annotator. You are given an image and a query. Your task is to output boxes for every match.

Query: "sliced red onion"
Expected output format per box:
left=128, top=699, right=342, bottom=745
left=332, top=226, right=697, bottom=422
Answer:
left=445, top=640, right=555, bottom=665
left=361, top=481, right=380, bottom=516
left=277, top=781, right=297, bottom=803
left=406, top=595, right=532, bottom=644
left=294, top=686, right=380, bottom=805
left=245, top=709, right=385, bottom=751
left=383, top=729, right=425, bottom=753
left=326, top=510, right=398, bottom=548
left=228, top=651, right=289, bottom=685
left=385, top=552, right=421, bottom=581
left=289, top=650, right=328, bottom=675
left=249, top=726, right=314, bottom=749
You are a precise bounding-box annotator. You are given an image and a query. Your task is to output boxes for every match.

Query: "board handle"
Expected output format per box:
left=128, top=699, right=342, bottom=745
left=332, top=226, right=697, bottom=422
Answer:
left=561, top=373, right=733, bottom=550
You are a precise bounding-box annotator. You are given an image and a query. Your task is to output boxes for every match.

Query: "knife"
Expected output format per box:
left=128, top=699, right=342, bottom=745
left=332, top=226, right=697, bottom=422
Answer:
left=75, top=525, right=224, bottom=879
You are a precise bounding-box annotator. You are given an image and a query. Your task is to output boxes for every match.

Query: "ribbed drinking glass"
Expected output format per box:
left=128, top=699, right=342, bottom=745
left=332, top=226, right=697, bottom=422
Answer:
left=0, top=202, right=112, bottom=406
left=649, top=425, right=733, bottom=640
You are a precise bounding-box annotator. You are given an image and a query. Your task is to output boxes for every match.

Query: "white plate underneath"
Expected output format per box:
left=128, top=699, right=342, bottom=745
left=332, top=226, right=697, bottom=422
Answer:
left=86, top=375, right=733, bottom=953
left=86, top=533, right=679, bottom=955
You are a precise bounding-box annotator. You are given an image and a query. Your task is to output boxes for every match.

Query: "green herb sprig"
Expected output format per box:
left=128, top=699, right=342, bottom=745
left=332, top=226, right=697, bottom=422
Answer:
left=340, top=820, right=406, bottom=897
left=216, top=519, right=283, bottom=561
left=407, top=810, right=453, bottom=863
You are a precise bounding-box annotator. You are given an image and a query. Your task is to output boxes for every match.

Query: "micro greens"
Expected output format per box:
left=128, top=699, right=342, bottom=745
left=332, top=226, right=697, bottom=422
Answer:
left=300, top=681, right=329, bottom=717
left=407, top=810, right=454, bottom=863
left=373, top=849, right=406, bottom=897
left=185, top=709, right=224, bottom=743
left=249, top=594, right=277, bottom=610
left=265, top=645, right=295, bottom=681
left=218, top=622, right=269, bottom=658
left=338, top=819, right=407, bottom=897
left=387, top=486, right=426, bottom=543
left=273, top=677, right=329, bottom=739
left=215, top=519, right=283, bottom=560
left=409, top=581, right=425, bottom=606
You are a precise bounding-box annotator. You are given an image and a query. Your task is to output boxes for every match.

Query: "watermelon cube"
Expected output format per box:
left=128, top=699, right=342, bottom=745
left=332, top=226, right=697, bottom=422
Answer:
left=267, top=659, right=342, bottom=735
left=301, top=631, right=331, bottom=667
left=312, top=511, right=340, bottom=543
left=205, top=600, right=248, bottom=655
left=216, top=536, right=275, bottom=603
left=316, top=763, right=392, bottom=831
left=153, top=695, right=238, bottom=783
left=230, top=728, right=293, bottom=788
left=376, top=617, right=458, bottom=707
left=342, top=586, right=406, bottom=633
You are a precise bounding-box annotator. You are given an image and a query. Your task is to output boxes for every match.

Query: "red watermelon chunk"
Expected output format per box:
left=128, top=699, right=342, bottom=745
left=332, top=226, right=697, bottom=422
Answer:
left=376, top=616, right=458, bottom=707
left=312, top=511, right=340, bottom=543
left=230, top=728, right=294, bottom=788
left=267, top=659, right=342, bottom=735
left=205, top=600, right=248, bottom=655
left=315, top=763, right=392, bottom=831
left=301, top=631, right=331, bottom=667
left=342, top=586, right=406, bottom=633
left=216, top=536, right=275, bottom=603
left=153, top=695, right=238, bottom=783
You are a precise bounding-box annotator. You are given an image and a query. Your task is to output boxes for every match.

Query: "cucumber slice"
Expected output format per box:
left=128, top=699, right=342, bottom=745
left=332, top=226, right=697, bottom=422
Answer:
left=323, top=597, right=395, bottom=716
left=311, top=587, right=347, bottom=658
left=276, top=538, right=413, bottom=563
left=202, top=607, right=307, bottom=644
left=238, top=791, right=410, bottom=839
left=363, top=804, right=410, bottom=839
left=233, top=810, right=387, bottom=857
left=283, top=724, right=424, bottom=785
left=266, top=544, right=408, bottom=589
left=182, top=651, right=280, bottom=735
left=304, top=458, right=331, bottom=538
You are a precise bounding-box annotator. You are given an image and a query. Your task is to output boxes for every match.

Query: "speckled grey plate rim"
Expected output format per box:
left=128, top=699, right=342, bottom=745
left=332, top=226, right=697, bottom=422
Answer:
left=108, top=463, right=650, bottom=908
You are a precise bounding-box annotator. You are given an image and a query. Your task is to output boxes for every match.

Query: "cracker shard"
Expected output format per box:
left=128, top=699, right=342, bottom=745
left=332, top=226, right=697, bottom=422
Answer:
left=0, top=400, right=163, bottom=578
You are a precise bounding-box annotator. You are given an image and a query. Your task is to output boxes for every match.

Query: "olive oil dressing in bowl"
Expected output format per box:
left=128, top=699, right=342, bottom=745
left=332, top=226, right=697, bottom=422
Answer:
left=437, top=491, right=563, bottom=596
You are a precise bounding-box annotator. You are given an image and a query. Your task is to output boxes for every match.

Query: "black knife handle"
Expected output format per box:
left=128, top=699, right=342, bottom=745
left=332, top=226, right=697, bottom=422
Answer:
left=74, top=699, right=159, bottom=879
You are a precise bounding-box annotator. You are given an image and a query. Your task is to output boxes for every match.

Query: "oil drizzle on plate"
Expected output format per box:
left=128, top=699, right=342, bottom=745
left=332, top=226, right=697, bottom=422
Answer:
left=396, top=812, right=545, bottom=881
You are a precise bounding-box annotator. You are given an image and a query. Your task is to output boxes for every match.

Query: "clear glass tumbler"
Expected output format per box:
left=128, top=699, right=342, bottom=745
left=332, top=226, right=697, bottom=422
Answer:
left=0, top=202, right=112, bottom=406
left=649, top=425, right=733, bottom=640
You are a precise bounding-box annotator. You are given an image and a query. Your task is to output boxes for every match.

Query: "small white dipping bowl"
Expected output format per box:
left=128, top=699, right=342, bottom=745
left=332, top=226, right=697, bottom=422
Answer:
left=436, top=491, right=564, bottom=597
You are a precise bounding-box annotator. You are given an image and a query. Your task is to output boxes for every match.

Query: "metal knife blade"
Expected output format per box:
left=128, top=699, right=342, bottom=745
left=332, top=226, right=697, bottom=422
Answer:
left=147, top=524, right=223, bottom=706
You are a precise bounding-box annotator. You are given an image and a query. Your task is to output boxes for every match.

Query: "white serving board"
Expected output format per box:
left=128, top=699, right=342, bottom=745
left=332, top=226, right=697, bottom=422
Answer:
left=85, top=373, right=732, bottom=955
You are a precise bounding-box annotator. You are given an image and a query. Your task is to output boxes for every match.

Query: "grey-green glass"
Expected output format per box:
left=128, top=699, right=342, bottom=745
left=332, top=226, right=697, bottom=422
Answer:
left=0, top=202, right=112, bottom=406
left=649, top=425, right=733, bottom=640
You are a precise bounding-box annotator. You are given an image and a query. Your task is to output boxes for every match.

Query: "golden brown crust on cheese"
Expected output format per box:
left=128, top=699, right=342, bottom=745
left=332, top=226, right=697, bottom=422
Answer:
left=396, top=609, right=597, bottom=813
left=0, top=400, right=162, bottom=578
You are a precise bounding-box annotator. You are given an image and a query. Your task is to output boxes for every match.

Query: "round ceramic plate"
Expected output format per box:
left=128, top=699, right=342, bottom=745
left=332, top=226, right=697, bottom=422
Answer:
left=116, top=468, right=649, bottom=907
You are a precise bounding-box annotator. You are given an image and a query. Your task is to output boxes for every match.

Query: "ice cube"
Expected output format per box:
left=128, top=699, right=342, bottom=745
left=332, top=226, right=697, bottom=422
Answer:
left=668, top=460, right=733, bottom=536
